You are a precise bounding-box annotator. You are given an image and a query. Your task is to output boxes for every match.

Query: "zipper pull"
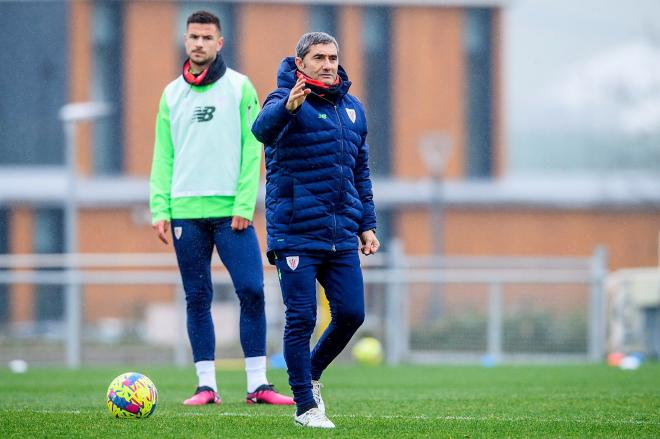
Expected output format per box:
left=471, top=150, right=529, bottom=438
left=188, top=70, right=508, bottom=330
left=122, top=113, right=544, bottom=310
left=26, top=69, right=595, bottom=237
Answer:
left=331, top=244, right=336, bottom=252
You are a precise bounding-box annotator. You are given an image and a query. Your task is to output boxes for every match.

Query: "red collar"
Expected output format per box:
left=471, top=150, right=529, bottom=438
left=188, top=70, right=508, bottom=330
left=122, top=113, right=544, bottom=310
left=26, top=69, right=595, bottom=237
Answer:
left=183, top=60, right=209, bottom=85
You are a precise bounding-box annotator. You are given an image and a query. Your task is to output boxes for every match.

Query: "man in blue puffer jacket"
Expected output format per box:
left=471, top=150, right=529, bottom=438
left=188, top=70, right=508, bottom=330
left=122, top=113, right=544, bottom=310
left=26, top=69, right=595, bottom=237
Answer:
left=252, top=32, right=380, bottom=428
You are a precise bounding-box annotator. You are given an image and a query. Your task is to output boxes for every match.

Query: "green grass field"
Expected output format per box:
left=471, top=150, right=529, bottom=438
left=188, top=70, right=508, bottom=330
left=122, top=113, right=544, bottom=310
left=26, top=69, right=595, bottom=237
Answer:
left=1, top=364, right=658, bottom=438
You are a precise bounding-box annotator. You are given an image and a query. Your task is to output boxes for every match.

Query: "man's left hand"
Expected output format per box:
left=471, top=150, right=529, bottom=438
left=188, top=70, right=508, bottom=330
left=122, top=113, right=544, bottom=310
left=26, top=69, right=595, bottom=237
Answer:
left=231, top=216, right=251, bottom=231
left=359, top=230, right=380, bottom=255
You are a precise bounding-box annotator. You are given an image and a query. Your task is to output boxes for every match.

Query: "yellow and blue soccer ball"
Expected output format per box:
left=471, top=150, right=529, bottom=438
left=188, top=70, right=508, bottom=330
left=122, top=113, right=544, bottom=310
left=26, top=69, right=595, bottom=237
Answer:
left=106, top=372, right=158, bottom=419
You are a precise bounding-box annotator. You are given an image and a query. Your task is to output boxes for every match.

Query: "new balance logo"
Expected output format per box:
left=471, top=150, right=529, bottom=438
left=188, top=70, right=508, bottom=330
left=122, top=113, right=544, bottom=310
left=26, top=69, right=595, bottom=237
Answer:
left=192, top=106, right=216, bottom=122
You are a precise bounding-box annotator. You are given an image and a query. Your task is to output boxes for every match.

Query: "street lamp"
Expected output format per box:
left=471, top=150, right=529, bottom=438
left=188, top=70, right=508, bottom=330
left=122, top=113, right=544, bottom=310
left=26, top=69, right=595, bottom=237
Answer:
left=58, top=102, right=112, bottom=368
left=418, top=132, right=452, bottom=255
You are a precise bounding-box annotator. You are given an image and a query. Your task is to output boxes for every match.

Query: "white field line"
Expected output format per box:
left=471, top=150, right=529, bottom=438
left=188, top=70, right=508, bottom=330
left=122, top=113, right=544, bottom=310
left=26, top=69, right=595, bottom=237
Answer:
left=21, top=410, right=659, bottom=426
left=213, top=413, right=659, bottom=426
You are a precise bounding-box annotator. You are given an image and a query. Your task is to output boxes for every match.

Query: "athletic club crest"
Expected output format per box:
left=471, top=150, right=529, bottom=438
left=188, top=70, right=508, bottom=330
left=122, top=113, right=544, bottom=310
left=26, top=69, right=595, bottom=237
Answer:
left=346, top=108, right=356, bottom=123
left=174, top=226, right=182, bottom=240
left=286, top=256, right=299, bottom=270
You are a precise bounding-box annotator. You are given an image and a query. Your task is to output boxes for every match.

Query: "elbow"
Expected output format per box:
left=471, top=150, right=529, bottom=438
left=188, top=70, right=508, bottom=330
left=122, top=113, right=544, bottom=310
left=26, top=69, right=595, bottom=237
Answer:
left=251, top=120, right=267, bottom=144
left=251, top=98, right=288, bottom=144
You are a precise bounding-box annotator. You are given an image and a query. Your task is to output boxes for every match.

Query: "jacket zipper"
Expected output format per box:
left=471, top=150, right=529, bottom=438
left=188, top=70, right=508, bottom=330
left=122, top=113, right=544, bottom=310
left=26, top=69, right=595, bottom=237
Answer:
left=315, top=93, right=344, bottom=253
left=332, top=103, right=344, bottom=253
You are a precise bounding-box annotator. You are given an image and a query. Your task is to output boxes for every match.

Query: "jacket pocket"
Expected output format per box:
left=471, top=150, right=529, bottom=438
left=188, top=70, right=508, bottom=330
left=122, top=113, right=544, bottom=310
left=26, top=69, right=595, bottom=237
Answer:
left=274, top=176, right=294, bottom=225
left=278, top=176, right=293, bottom=198
left=273, top=199, right=293, bottom=225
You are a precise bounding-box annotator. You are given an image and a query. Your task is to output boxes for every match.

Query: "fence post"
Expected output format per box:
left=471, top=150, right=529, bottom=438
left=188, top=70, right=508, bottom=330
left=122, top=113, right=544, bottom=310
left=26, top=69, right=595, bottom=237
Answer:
left=65, top=262, right=82, bottom=369
left=588, top=245, right=608, bottom=362
left=385, top=239, right=406, bottom=365
left=174, top=284, right=187, bottom=367
left=63, top=115, right=81, bottom=370
left=487, top=282, right=503, bottom=362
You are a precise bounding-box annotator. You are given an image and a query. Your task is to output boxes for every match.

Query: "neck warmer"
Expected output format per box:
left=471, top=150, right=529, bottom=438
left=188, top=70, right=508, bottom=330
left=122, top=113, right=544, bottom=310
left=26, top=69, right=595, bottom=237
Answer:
left=296, top=71, right=342, bottom=99
left=183, top=53, right=227, bottom=86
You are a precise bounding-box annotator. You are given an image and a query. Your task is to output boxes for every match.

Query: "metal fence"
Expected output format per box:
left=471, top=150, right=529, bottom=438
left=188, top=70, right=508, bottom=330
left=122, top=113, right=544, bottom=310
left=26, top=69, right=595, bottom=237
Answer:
left=0, top=242, right=608, bottom=368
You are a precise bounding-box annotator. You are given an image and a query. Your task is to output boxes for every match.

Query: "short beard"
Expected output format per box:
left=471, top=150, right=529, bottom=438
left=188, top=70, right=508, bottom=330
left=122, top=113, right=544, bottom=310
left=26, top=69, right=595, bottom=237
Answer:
left=189, top=53, right=216, bottom=71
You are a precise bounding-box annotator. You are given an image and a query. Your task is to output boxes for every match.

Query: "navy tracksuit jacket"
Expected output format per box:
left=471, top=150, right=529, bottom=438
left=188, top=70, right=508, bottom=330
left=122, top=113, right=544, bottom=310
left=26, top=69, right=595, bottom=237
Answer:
left=252, top=57, right=377, bottom=411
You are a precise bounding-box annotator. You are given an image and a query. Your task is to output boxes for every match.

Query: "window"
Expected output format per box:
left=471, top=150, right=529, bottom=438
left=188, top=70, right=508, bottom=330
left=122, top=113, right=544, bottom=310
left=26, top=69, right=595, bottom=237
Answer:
left=464, top=8, right=494, bottom=178
left=0, top=2, right=67, bottom=165
left=179, top=3, right=237, bottom=70
left=308, top=5, right=338, bottom=36
left=34, top=208, right=65, bottom=323
left=91, top=1, right=124, bottom=174
left=363, top=7, right=392, bottom=177
left=0, top=209, right=8, bottom=325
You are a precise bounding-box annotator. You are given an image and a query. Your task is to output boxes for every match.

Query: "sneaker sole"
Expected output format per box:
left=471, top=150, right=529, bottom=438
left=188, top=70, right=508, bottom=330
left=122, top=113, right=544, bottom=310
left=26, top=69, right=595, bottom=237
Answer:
left=294, top=421, right=335, bottom=429
left=183, top=397, right=221, bottom=406
left=246, top=399, right=295, bottom=405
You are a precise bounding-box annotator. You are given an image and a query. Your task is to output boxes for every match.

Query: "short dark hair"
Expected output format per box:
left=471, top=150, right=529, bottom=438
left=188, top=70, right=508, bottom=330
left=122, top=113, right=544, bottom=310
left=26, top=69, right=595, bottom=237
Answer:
left=296, top=32, right=339, bottom=59
left=186, top=10, right=221, bottom=33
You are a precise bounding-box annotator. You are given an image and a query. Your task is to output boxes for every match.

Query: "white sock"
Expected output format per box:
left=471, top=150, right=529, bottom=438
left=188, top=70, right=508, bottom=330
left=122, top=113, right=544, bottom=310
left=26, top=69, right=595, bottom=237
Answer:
left=245, top=356, right=268, bottom=393
left=195, top=360, right=217, bottom=392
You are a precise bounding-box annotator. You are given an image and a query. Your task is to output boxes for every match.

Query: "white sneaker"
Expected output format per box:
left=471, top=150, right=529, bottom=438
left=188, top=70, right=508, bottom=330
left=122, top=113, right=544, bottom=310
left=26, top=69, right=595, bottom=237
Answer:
left=311, top=380, right=325, bottom=414
left=294, top=407, right=335, bottom=428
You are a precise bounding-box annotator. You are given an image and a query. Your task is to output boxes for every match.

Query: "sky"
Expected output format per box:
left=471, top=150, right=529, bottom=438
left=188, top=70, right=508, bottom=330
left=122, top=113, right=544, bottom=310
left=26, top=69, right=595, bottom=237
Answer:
left=503, top=0, right=660, bottom=174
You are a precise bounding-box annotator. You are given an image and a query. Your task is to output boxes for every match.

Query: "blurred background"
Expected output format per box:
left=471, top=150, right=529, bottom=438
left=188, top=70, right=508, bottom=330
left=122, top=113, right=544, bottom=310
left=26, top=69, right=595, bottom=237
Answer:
left=0, top=0, right=659, bottom=368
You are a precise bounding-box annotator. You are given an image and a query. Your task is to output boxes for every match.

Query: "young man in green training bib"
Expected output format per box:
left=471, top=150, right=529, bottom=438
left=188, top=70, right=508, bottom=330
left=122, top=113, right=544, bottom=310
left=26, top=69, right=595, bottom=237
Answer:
left=149, top=10, right=293, bottom=407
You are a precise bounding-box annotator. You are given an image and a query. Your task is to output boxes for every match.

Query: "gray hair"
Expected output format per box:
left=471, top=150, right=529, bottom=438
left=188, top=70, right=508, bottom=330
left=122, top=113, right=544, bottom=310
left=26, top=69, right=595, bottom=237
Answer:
left=295, top=32, right=339, bottom=59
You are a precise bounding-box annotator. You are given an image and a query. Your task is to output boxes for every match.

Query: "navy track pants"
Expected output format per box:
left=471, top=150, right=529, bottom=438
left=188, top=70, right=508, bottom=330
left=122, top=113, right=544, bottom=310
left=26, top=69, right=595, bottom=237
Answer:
left=273, top=248, right=365, bottom=408
left=172, top=218, right=266, bottom=362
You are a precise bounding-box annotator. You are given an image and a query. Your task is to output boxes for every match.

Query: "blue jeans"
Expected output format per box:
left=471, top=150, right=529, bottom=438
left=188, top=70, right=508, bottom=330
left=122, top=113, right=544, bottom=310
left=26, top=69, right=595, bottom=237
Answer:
left=273, top=249, right=365, bottom=409
left=171, top=218, right=266, bottom=362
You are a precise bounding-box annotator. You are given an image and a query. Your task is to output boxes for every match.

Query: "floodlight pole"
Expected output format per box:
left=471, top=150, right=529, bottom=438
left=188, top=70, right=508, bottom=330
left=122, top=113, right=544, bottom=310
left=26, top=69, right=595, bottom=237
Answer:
left=418, top=133, right=452, bottom=256
left=59, top=102, right=112, bottom=369
left=430, top=174, right=443, bottom=255
left=417, top=133, right=452, bottom=323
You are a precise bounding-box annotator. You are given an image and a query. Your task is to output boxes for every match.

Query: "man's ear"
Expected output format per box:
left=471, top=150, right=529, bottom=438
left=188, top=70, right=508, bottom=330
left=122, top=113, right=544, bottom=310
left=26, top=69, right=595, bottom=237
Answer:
left=294, top=57, right=304, bottom=71
left=216, top=36, right=224, bottom=53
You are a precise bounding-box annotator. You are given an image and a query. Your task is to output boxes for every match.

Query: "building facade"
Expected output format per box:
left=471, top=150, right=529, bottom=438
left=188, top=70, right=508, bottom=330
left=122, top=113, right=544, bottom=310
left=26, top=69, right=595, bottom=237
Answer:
left=1, top=0, right=659, bottom=335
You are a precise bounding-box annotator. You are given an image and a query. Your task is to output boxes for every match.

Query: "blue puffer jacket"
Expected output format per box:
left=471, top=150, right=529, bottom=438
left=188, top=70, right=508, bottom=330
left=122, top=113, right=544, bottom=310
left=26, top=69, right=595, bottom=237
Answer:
left=252, top=57, right=377, bottom=253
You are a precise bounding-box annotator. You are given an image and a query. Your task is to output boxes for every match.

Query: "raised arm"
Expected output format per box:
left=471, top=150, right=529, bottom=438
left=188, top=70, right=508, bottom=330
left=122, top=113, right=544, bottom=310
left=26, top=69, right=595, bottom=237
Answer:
left=252, top=78, right=310, bottom=145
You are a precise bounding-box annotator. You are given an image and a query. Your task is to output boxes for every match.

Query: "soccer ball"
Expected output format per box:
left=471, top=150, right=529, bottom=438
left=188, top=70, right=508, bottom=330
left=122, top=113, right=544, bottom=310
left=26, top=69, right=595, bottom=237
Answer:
left=106, top=372, right=158, bottom=419
left=352, top=337, right=384, bottom=366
